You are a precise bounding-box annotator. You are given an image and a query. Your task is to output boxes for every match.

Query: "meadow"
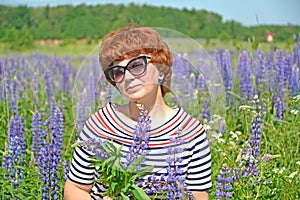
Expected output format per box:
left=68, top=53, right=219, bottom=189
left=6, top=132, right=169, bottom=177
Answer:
left=0, top=36, right=299, bottom=200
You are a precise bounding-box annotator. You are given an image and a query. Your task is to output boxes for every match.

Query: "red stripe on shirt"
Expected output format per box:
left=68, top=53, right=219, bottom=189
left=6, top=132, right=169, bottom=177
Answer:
left=151, top=111, right=184, bottom=135
left=183, top=125, right=204, bottom=141
left=95, top=110, right=116, bottom=134
left=105, top=105, right=133, bottom=134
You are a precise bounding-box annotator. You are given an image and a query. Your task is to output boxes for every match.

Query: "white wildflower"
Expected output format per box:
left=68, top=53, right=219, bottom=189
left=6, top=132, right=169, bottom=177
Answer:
left=279, top=167, right=286, bottom=174
left=230, top=131, right=239, bottom=140
left=290, top=109, right=299, bottom=115
left=229, top=141, right=236, bottom=147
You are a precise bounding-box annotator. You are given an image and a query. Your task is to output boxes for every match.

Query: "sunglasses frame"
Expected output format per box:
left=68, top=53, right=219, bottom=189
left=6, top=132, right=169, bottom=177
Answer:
left=105, top=55, right=151, bottom=83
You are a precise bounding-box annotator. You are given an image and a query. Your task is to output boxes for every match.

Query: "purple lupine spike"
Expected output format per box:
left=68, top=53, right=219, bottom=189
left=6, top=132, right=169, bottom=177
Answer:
left=242, top=95, right=263, bottom=179
left=237, top=51, right=253, bottom=103
left=31, top=110, right=41, bottom=160
left=49, top=108, right=61, bottom=199
left=61, top=56, right=70, bottom=94
left=18, top=116, right=26, bottom=166
left=10, top=77, right=19, bottom=115
left=214, top=49, right=223, bottom=73
left=198, top=74, right=210, bottom=120
left=286, top=53, right=298, bottom=99
left=158, top=129, right=190, bottom=200
left=171, top=53, right=190, bottom=107
left=87, top=73, right=96, bottom=111
left=222, top=50, right=234, bottom=108
left=43, top=69, right=53, bottom=103
left=0, top=58, right=2, bottom=100
left=32, top=72, right=39, bottom=104
left=296, top=33, right=300, bottom=70
left=40, top=130, right=49, bottom=200
left=215, top=163, right=233, bottom=200
left=256, top=48, right=268, bottom=95
left=188, top=73, right=196, bottom=100
left=273, top=50, right=287, bottom=119
left=62, top=160, right=69, bottom=180
left=125, top=104, right=151, bottom=167
left=56, top=108, right=64, bottom=161
left=2, top=112, right=25, bottom=192
left=38, top=106, right=65, bottom=200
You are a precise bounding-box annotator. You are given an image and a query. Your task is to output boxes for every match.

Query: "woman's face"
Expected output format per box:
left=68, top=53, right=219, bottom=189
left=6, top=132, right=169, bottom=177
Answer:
left=113, top=55, right=160, bottom=101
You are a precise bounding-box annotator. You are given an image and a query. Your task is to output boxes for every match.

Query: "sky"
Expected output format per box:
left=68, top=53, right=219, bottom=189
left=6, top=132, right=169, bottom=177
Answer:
left=1, top=0, right=300, bottom=26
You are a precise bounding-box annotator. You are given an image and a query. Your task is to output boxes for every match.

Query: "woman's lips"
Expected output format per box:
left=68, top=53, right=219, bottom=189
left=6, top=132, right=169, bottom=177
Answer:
left=126, top=84, right=141, bottom=93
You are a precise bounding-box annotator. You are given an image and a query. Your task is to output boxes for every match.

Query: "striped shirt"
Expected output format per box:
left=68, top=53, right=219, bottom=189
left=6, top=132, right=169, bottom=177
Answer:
left=68, top=103, right=212, bottom=199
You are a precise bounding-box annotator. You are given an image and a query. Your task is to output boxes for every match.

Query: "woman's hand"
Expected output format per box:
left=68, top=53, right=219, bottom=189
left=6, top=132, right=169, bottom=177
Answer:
left=103, top=196, right=112, bottom=200
left=64, top=179, right=93, bottom=200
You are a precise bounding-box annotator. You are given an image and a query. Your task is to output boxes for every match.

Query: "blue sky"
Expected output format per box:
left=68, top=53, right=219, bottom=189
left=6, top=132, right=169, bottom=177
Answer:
left=1, top=0, right=300, bottom=26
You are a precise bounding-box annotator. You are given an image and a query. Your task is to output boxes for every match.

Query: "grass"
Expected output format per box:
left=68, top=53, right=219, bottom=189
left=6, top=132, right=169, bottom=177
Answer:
left=0, top=38, right=296, bottom=57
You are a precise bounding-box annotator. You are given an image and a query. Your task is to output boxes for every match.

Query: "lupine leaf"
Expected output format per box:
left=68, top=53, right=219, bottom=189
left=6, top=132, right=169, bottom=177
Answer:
left=120, top=192, right=130, bottom=200
left=131, top=184, right=151, bottom=200
left=111, top=182, right=118, bottom=191
left=135, top=165, right=155, bottom=174
left=127, top=154, right=147, bottom=173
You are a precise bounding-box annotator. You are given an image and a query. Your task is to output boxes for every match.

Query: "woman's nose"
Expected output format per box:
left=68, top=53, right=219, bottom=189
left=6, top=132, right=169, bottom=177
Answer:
left=123, top=69, right=135, bottom=81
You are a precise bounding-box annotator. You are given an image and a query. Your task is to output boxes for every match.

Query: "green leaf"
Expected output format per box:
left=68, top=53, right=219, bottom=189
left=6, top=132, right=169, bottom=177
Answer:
left=131, top=184, right=151, bottom=200
left=135, top=165, right=155, bottom=174
left=105, top=140, right=118, bottom=153
left=111, top=182, right=118, bottom=192
left=120, top=192, right=130, bottom=200
left=127, top=154, right=147, bottom=173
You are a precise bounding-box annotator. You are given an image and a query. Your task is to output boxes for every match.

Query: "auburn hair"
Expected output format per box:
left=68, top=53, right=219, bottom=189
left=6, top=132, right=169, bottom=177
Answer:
left=99, top=25, right=172, bottom=96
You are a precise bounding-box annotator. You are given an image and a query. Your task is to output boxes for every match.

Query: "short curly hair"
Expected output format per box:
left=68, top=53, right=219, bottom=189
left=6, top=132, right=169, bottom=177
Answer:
left=99, top=25, right=172, bottom=96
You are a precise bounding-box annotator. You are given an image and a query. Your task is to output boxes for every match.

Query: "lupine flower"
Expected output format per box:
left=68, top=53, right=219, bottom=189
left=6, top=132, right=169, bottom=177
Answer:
left=2, top=113, right=25, bottom=193
left=237, top=51, right=253, bottom=102
left=32, top=72, right=40, bottom=103
left=256, top=48, right=268, bottom=94
left=273, top=50, right=287, bottom=119
left=215, top=49, right=234, bottom=108
left=39, top=106, right=64, bottom=200
left=188, top=73, right=197, bottom=100
left=125, top=103, right=151, bottom=167
left=242, top=95, right=263, bottom=179
left=0, top=58, right=3, bottom=101
left=62, top=160, right=69, bottom=180
left=286, top=53, right=299, bottom=99
left=215, top=163, right=233, bottom=200
left=221, top=50, right=234, bottom=108
left=172, top=53, right=190, bottom=108
left=296, top=33, right=300, bottom=70
left=60, top=56, right=70, bottom=93
left=164, top=133, right=188, bottom=200
left=31, top=110, right=43, bottom=160
left=43, top=69, right=53, bottom=103
left=198, top=74, right=210, bottom=120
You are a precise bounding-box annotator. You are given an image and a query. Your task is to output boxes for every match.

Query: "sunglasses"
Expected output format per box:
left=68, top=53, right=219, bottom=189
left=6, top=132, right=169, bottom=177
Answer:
left=105, top=55, right=151, bottom=83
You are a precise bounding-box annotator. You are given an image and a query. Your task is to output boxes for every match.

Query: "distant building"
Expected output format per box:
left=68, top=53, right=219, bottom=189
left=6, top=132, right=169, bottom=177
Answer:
left=265, top=30, right=274, bottom=43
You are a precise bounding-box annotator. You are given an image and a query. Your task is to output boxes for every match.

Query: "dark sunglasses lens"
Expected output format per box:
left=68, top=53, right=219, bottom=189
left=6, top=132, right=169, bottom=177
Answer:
left=110, top=67, right=125, bottom=82
left=128, top=57, right=147, bottom=75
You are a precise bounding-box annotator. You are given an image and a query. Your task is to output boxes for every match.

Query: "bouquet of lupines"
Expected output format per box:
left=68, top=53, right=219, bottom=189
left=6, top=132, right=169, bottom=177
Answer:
left=74, top=103, right=193, bottom=199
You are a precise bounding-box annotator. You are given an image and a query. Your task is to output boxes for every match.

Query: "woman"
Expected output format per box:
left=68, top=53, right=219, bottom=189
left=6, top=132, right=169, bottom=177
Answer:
left=64, top=26, right=212, bottom=199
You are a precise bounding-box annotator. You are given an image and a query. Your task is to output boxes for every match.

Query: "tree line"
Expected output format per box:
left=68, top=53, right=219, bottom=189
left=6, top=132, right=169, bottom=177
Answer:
left=0, top=3, right=299, bottom=48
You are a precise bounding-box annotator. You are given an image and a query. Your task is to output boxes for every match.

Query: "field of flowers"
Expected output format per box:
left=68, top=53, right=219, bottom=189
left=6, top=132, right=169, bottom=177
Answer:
left=0, top=35, right=299, bottom=200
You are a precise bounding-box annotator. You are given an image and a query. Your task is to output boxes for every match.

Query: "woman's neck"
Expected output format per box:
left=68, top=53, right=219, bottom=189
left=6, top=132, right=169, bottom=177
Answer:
left=127, top=91, right=177, bottom=127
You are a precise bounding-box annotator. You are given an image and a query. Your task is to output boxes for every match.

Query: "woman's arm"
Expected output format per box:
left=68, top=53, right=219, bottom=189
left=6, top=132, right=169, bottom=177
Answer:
left=192, top=191, right=209, bottom=200
left=64, top=178, right=93, bottom=200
